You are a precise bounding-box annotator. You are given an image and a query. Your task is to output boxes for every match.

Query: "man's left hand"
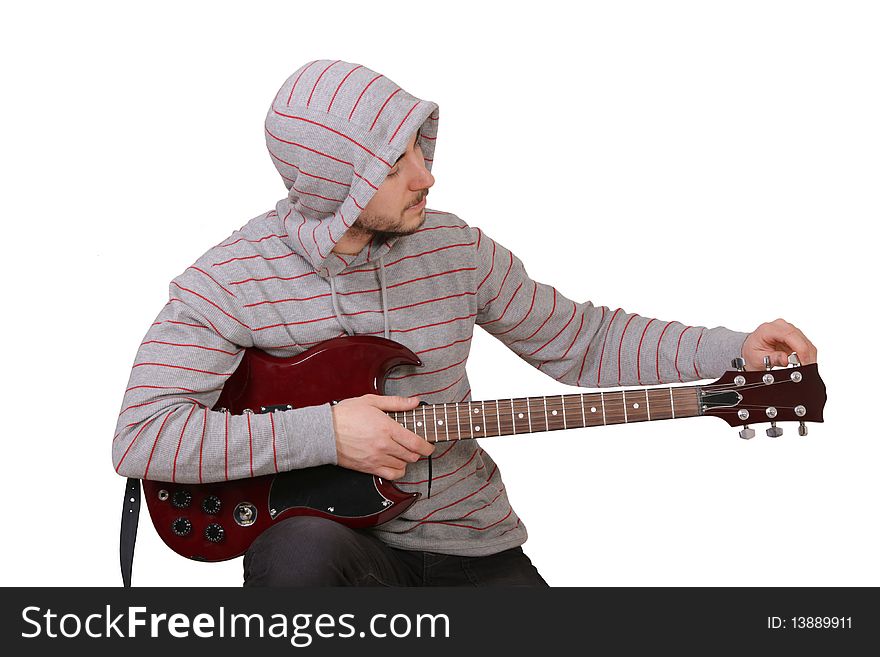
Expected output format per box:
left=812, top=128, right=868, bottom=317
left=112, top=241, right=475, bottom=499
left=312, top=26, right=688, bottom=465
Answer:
left=741, top=318, right=818, bottom=371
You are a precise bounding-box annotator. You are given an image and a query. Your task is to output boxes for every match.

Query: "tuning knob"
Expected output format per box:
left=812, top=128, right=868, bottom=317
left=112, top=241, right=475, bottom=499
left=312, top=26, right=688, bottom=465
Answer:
left=764, top=356, right=773, bottom=371
left=204, top=523, right=225, bottom=543
left=788, top=352, right=801, bottom=367
left=171, top=517, right=192, bottom=536
left=201, top=496, right=221, bottom=515
left=731, top=357, right=746, bottom=372
left=798, top=421, right=808, bottom=436
left=171, top=490, right=192, bottom=509
left=766, top=422, right=783, bottom=438
left=739, top=425, right=755, bottom=440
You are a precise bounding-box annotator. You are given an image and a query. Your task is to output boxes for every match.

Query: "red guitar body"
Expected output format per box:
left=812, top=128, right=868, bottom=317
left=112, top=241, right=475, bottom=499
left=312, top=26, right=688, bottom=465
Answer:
left=142, top=336, right=423, bottom=562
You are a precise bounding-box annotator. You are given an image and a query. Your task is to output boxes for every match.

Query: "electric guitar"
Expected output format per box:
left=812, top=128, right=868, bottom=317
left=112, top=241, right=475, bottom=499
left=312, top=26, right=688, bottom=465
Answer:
left=142, top=335, right=826, bottom=562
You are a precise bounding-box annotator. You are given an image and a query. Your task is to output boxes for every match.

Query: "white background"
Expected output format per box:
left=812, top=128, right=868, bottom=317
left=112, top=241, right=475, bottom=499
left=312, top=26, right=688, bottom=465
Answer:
left=2, top=0, right=876, bottom=587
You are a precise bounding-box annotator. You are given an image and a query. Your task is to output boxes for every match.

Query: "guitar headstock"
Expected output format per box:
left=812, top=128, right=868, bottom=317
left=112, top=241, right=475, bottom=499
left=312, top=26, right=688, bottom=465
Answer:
left=700, top=354, right=826, bottom=439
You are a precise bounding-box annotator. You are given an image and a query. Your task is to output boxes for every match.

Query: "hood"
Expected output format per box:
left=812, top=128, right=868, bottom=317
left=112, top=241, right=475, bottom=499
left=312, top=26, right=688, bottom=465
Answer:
left=265, top=59, right=439, bottom=278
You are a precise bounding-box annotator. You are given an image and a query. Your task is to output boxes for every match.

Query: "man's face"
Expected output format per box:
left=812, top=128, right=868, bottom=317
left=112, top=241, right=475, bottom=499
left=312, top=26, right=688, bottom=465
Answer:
left=351, top=129, right=435, bottom=241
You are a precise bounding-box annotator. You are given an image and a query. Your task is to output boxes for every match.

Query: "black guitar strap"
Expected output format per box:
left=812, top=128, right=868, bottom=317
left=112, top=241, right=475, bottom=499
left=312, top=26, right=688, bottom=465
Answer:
left=120, top=477, right=141, bottom=587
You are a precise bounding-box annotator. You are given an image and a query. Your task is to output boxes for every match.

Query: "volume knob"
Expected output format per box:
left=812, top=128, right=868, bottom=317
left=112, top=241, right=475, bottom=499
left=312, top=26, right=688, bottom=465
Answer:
left=201, top=496, right=221, bottom=515
left=204, top=523, right=225, bottom=543
left=171, top=517, right=192, bottom=536
left=171, top=490, right=192, bottom=509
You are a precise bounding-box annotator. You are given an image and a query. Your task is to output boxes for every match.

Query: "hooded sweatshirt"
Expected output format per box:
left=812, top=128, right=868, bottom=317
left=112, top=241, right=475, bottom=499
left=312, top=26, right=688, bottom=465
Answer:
left=112, top=59, right=749, bottom=557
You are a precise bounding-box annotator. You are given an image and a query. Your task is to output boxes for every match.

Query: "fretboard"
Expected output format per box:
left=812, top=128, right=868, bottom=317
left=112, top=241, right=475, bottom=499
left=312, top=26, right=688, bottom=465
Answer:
left=389, top=385, right=701, bottom=443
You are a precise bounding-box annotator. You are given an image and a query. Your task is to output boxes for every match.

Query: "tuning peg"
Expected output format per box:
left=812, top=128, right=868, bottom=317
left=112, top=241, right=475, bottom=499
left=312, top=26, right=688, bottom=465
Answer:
left=731, top=357, right=746, bottom=371
left=788, top=352, right=801, bottom=367
left=798, top=421, right=808, bottom=436
left=739, top=425, right=755, bottom=440
left=764, top=356, right=773, bottom=371
left=766, top=421, right=783, bottom=438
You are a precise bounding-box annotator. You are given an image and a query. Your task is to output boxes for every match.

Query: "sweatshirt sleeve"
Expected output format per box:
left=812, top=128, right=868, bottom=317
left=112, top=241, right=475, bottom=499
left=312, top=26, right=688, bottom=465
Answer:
left=111, top=266, right=337, bottom=484
left=470, top=227, right=749, bottom=387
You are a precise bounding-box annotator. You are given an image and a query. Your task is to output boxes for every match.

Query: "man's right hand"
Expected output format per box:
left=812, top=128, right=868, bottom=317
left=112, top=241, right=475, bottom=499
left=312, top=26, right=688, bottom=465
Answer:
left=331, top=394, right=435, bottom=480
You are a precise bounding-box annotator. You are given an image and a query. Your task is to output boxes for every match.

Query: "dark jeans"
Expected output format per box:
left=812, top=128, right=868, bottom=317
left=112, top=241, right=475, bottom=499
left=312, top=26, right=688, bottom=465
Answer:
left=243, top=516, right=548, bottom=587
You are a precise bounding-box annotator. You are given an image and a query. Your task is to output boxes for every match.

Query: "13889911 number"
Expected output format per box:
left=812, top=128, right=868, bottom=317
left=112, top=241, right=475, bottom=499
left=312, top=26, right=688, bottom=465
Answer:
left=768, top=616, right=853, bottom=630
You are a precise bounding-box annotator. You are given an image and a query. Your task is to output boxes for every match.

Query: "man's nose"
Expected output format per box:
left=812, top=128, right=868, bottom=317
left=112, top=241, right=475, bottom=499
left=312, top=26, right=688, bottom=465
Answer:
left=410, top=161, right=435, bottom=190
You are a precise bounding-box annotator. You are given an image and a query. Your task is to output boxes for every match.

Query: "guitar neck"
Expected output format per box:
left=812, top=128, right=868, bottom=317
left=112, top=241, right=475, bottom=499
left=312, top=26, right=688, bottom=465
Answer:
left=389, top=384, right=702, bottom=443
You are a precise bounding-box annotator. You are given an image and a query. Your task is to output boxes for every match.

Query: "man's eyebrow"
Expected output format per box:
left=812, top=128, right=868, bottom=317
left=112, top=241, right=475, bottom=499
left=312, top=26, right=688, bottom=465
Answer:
left=392, top=132, right=421, bottom=166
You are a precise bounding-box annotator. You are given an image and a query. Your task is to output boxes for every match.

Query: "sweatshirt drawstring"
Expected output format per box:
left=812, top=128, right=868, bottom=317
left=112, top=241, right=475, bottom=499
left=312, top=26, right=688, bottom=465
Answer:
left=329, top=274, right=355, bottom=336
left=379, top=256, right=390, bottom=340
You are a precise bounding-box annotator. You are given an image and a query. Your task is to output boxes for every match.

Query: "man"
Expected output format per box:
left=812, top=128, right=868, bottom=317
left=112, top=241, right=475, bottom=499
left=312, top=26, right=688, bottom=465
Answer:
left=113, top=59, right=818, bottom=586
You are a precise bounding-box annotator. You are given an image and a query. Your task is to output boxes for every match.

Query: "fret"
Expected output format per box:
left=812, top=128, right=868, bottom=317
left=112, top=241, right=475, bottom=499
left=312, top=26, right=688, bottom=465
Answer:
left=580, top=394, right=586, bottom=427
left=624, top=390, right=650, bottom=423
left=495, top=400, right=501, bottom=437
left=645, top=389, right=651, bottom=421
left=526, top=397, right=533, bottom=432
left=669, top=387, right=676, bottom=418
left=561, top=395, right=578, bottom=429
left=546, top=395, right=564, bottom=430
left=561, top=395, right=567, bottom=428
left=622, top=390, right=628, bottom=423
left=402, top=411, right=406, bottom=431
left=432, top=405, right=439, bottom=443
left=510, top=398, right=516, bottom=434
left=543, top=397, right=549, bottom=431
left=455, top=403, right=462, bottom=441
left=527, top=397, right=543, bottom=435
left=600, top=391, right=607, bottom=425
left=421, top=406, right=428, bottom=441
left=443, top=403, right=450, bottom=441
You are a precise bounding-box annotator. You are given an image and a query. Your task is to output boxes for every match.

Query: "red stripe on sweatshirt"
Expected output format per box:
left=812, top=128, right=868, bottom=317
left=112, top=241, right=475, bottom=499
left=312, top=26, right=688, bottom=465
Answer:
left=171, top=404, right=197, bottom=483
left=114, top=416, right=159, bottom=473
left=529, top=301, right=576, bottom=357
left=416, top=336, right=472, bottom=355
left=125, top=384, right=196, bottom=394
left=510, top=288, right=557, bottom=346
left=635, top=318, right=657, bottom=385
left=172, top=282, right=251, bottom=330
left=487, top=282, right=537, bottom=337
left=397, top=445, right=481, bottom=485
left=479, top=282, right=524, bottom=327
left=577, top=305, right=605, bottom=385
left=616, top=314, right=640, bottom=386
left=327, top=64, right=363, bottom=113
left=481, top=253, right=514, bottom=308
left=272, top=107, right=391, bottom=169
left=187, top=266, right=236, bottom=298
left=348, top=74, right=383, bottom=121
left=143, top=411, right=174, bottom=480
left=132, top=362, right=233, bottom=377
left=403, top=464, right=497, bottom=529
left=246, top=412, right=254, bottom=478
left=693, top=327, right=706, bottom=378
left=307, top=60, right=341, bottom=107
left=369, top=88, right=402, bottom=130
left=141, top=340, right=242, bottom=356
left=230, top=271, right=319, bottom=286
left=674, top=326, right=692, bottom=383
left=477, top=240, right=496, bottom=290
left=220, top=233, right=289, bottom=249
left=269, top=413, right=278, bottom=473
left=388, top=100, right=421, bottom=142
left=654, top=321, right=675, bottom=383
left=198, top=408, right=207, bottom=484
left=337, top=242, right=475, bottom=274
left=597, top=308, right=623, bottom=386
left=286, top=60, right=317, bottom=105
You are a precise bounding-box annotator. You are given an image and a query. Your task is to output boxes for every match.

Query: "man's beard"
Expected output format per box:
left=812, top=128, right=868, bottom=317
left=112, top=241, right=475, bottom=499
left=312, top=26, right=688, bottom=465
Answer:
left=348, top=207, right=426, bottom=243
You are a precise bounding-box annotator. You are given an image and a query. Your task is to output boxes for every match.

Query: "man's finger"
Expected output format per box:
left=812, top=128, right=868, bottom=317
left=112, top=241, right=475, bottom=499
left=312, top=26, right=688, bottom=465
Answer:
left=390, top=426, right=436, bottom=457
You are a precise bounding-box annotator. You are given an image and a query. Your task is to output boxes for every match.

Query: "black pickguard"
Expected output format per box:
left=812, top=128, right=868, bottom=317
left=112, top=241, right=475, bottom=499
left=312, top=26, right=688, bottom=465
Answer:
left=268, top=465, right=390, bottom=519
